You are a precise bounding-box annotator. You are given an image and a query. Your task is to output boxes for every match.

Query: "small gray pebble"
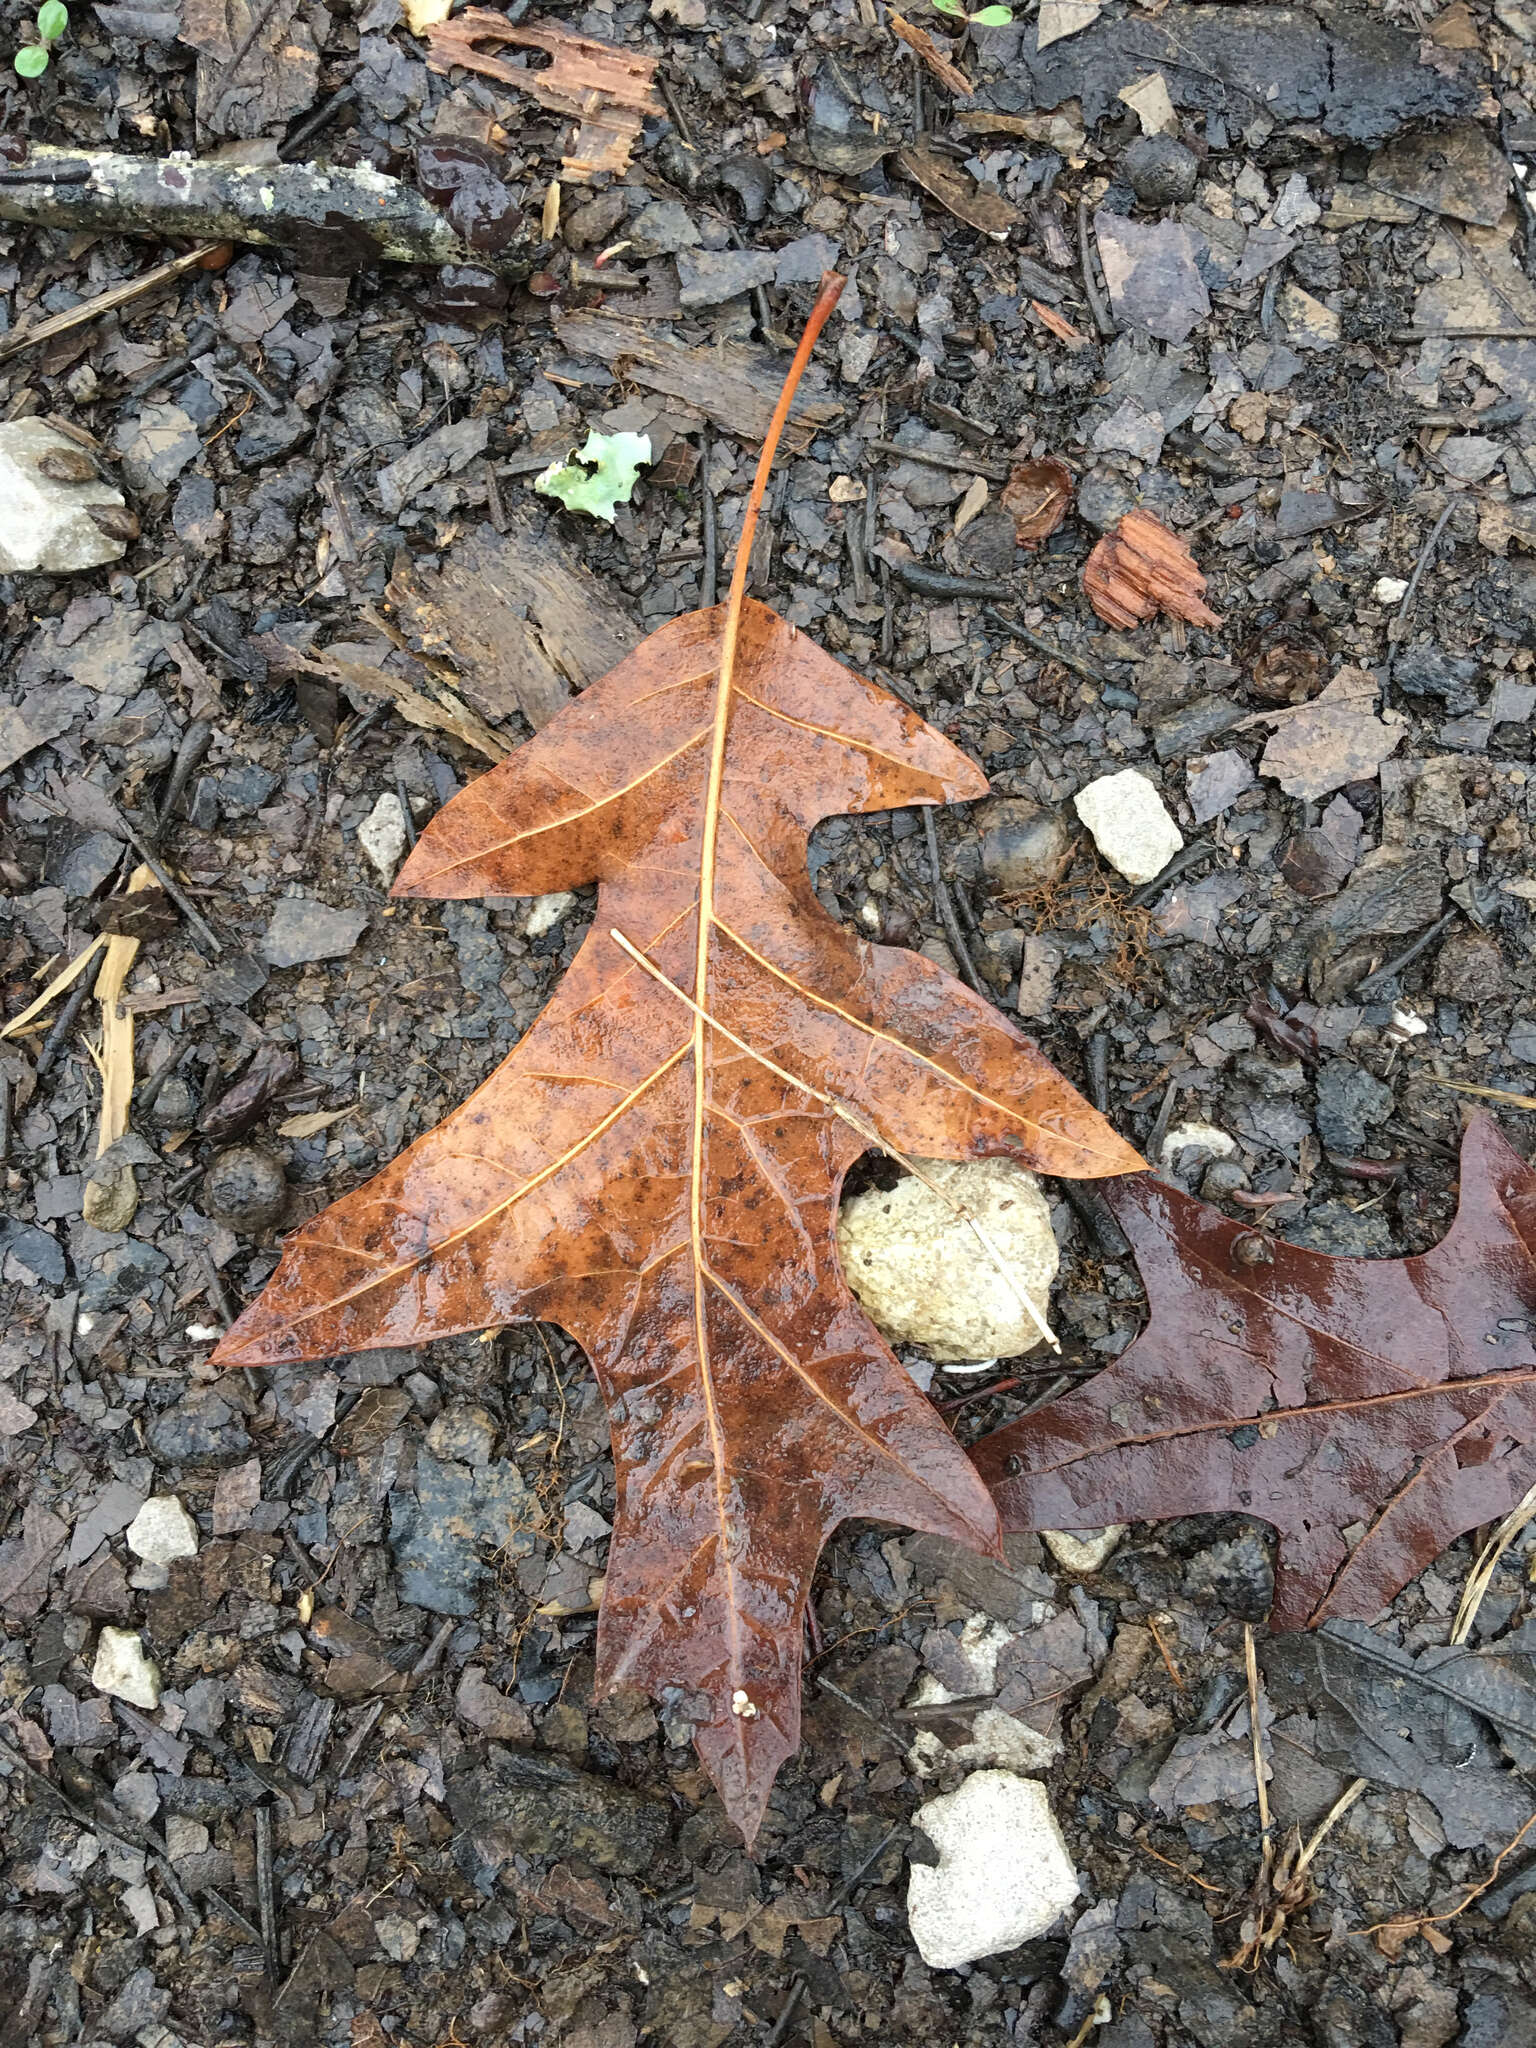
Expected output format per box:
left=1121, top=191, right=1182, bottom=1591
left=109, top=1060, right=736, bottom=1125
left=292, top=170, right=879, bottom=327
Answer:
left=1200, top=1158, right=1250, bottom=1202
left=719, top=33, right=756, bottom=82
left=1122, top=134, right=1199, bottom=208
left=203, top=1145, right=288, bottom=1233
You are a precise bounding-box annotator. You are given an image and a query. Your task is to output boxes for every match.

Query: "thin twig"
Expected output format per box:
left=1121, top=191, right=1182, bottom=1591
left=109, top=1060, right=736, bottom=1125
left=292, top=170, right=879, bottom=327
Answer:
left=1353, top=909, right=1458, bottom=995
left=1452, top=1479, right=1536, bottom=1644
left=1078, top=196, right=1116, bottom=337
left=1397, top=504, right=1455, bottom=627
left=109, top=805, right=224, bottom=954
left=983, top=607, right=1107, bottom=685
left=1243, top=1624, right=1273, bottom=1882
left=763, top=1978, right=806, bottom=2048
left=0, top=243, right=222, bottom=364
left=34, top=976, right=95, bottom=1078
left=867, top=436, right=1010, bottom=483
left=1360, top=1810, right=1536, bottom=1946
left=1293, top=1777, right=1366, bottom=1878
left=922, top=805, right=985, bottom=997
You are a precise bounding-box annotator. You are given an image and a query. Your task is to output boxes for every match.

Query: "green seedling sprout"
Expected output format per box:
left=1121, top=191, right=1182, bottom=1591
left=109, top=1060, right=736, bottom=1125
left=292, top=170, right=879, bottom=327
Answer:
left=15, top=1, right=68, bottom=76
left=931, top=0, right=1014, bottom=20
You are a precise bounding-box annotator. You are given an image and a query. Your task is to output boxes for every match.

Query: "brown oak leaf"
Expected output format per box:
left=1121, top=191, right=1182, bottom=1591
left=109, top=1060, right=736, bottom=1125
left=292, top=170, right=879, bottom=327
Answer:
left=213, top=280, right=1140, bottom=1845
left=973, top=1117, right=1536, bottom=1630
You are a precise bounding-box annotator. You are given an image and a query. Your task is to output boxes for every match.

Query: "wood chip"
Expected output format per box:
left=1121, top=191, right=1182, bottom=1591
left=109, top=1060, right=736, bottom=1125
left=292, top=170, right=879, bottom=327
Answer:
left=896, top=141, right=1021, bottom=241
left=889, top=12, right=972, bottom=95
left=277, top=1106, right=357, bottom=1139
left=1031, top=300, right=1089, bottom=347
left=554, top=311, right=841, bottom=451
left=385, top=517, right=640, bottom=734
left=424, top=13, right=660, bottom=181
left=1082, top=510, right=1222, bottom=630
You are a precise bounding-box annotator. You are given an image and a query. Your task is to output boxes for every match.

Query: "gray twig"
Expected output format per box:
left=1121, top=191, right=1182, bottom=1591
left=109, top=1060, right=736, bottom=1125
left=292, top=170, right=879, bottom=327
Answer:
left=922, top=807, right=985, bottom=997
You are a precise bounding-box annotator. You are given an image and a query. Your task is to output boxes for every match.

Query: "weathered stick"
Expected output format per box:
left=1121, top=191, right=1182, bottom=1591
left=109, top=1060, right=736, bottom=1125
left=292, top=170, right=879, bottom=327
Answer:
left=0, top=144, right=536, bottom=276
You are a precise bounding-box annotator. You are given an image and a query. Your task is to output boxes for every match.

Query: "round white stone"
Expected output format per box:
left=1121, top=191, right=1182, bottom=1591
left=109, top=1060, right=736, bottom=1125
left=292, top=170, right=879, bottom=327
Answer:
left=1073, top=769, right=1183, bottom=885
left=126, top=1495, right=199, bottom=1565
left=908, top=1771, right=1080, bottom=1968
left=837, top=1157, right=1059, bottom=1364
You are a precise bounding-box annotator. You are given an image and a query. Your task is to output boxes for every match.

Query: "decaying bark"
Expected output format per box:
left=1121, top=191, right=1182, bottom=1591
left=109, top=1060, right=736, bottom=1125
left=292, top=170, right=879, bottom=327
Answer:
left=423, top=14, right=660, bottom=182
left=0, top=145, right=537, bottom=276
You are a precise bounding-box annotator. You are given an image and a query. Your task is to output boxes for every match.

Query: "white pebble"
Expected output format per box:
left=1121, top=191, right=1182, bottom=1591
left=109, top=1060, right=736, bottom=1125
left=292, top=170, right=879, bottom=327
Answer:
left=1073, top=769, right=1183, bottom=886
left=837, top=1157, right=1059, bottom=1364
left=0, top=420, right=129, bottom=574
left=125, top=1495, right=199, bottom=1565
left=524, top=890, right=577, bottom=939
left=908, top=1771, right=1080, bottom=1968
left=1159, top=1121, right=1237, bottom=1167
left=92, top=1627, right=163, bottom=1710
left=1373, top=576, right=1410, bottom=605
left=1043, top=1526, right=1128, bottom=1573
left=358, top=792, right=409, bottom=882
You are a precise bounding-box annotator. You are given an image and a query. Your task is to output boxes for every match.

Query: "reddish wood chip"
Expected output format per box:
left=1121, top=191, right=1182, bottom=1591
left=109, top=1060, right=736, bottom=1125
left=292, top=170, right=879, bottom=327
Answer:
left=1082, top=509, right=1223, bottom=629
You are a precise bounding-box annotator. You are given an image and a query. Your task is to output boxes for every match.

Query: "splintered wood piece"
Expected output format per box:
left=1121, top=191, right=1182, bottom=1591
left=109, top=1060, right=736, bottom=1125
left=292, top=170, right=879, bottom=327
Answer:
left=1082, top=508, right=1223, bottom=629
left=889, top=13, right=973, bottom=95
left=213, top=277, right=1142, bottom=1847
left=424, top=13, right=661, bottom=181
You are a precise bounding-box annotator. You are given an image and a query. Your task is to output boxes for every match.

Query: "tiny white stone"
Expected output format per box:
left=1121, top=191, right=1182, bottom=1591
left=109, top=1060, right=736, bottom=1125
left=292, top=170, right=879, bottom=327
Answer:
left=126, top=1495, right=199, bottom=1565
left=524, top=890, right=577, bottom=939
left=1073, top=770, right=1183, bottom=886
left=1159, top=1120, right=1237, bottom=1167
left=1043, top=1526, right=1129, bottom=1573
left=0, top=420, right=129, bottom=574
left=358, top=792, right=409, bottom=882
left=837, top=1157, right=1059, bottom=1364
left=1373, top=576, right=1410, bottom=605
left=908, top=1771, right=1079, bottom=1968
left=92, top=1627, right=163, bottom=1710
left=1390, top=1003, right=1429, bottom=1039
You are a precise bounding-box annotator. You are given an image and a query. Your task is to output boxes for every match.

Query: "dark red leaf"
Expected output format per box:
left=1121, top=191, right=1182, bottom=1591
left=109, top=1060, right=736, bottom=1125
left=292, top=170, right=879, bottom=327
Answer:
left=973, top=1117, right=1536, bottom=1630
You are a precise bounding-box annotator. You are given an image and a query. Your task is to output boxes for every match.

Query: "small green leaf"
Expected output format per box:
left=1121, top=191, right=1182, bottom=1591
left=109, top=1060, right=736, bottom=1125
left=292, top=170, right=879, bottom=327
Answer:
left=930, top=0, right=967, bottom=15
left=13, top=41, right=49, bottom=74
left=37, top=2, right=68, bottom=40
left=968, top=5, right=1013, bottom=21
left=533, top=430, right=652, bottom=524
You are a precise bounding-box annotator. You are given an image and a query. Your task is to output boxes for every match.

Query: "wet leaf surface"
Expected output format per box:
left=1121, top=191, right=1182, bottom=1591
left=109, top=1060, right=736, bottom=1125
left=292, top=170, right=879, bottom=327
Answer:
left=213, top=288, right=1139, bottom=1843
left=974, top=1117, right=1536, bottom=1632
